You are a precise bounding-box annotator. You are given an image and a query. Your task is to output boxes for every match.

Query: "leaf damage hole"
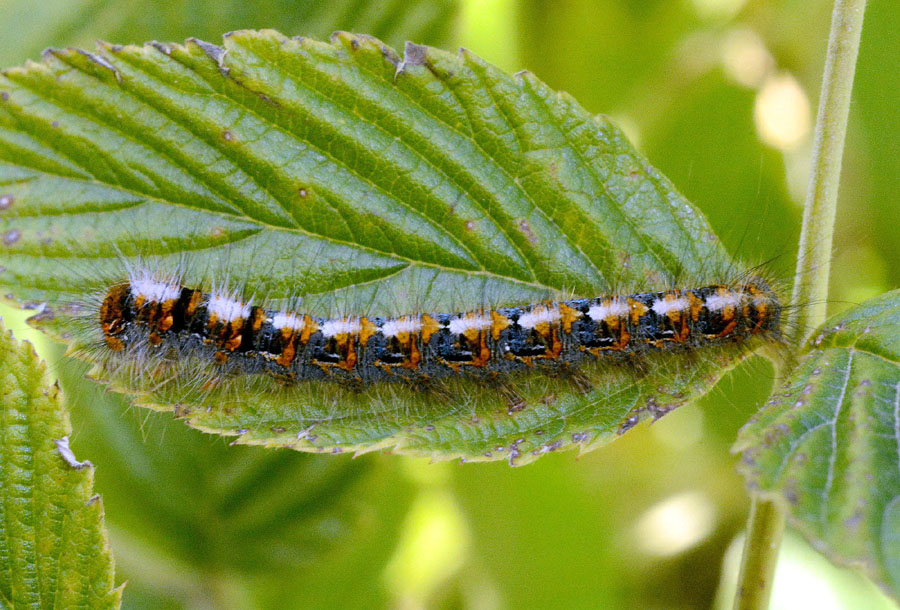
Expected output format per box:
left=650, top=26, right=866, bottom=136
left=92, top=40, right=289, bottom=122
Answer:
left=55, top=436, right=92, bottom=470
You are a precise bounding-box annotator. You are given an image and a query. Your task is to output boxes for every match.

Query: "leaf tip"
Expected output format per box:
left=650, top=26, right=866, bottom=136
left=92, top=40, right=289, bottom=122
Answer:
left=513, top=68, right=534, bottom=83
left=456, top=46, right=486, bottom=67
left=329, top=30, right=355, bottom=45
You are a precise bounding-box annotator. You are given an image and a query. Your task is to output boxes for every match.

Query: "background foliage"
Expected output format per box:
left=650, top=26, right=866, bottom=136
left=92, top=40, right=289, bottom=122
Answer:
left=0, top=0, right=897, bottom=608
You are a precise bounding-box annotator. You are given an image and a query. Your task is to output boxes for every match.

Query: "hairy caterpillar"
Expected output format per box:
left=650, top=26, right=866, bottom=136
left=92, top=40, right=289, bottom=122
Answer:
left=1, top=239, right=789, bottom=463
left=97, top=266, right=781, bottom=392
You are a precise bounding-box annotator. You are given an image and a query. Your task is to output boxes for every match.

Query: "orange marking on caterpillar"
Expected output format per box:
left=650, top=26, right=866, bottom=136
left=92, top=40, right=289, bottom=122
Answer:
left=300, top=315, right=317, bottom=345
left=491, top=310, right=510, bottom=341
left=420, top=314, right=440, bottom=343
left=402, top=336, right=422, bottom=370
left=689, top=292, right=705, bottom=322
left=359, top=317, right=377, bottom=346
left=558, top=302, right=580, bottom=334
left=277, top=328, right=298, bottom=367
left=628, top=298, right=648, bottom=325
left=185, top=290, right=203, bottom=318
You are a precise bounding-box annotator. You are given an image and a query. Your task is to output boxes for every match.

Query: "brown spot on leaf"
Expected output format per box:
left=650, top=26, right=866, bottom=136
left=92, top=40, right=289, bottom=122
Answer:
left=191, top=38, right=226, bottom=67
left=150, top=41, right=172, bottom=56
left=844, top=509, right=863, bottom=530
left=0, top=194, right=12, bottom=209
left=518, top=219, right=537, bottom=244
left=2, top=229, right=20, bottom=245
left=403, top=42, right=428, bottom=67
left=298, top=187, right=308, bottom=198
left=222, top=129, right=234, bottom=141
left=380, top=45, right=401, bottom=66
left=618, top=414, right=640, bottom=434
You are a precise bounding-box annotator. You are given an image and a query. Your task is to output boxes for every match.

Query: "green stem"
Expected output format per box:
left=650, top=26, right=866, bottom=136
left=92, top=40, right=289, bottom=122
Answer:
left=734, top=1, right=867, bottom=610
left=734, top=497, right=787, bottom=610
left=788, top=0, right=867, bottom=345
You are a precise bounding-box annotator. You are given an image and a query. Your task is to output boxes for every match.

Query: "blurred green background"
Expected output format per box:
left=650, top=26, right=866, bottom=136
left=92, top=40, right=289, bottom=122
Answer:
left=0, top=0, right=897, bottom=608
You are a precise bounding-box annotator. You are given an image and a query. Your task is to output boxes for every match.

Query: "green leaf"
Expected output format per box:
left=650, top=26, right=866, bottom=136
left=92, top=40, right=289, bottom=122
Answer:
left=0, top=321, right=121, bottom=609
left=735, top=290, right=900, bottom=601
left=0, top=30, right=762, bottom=464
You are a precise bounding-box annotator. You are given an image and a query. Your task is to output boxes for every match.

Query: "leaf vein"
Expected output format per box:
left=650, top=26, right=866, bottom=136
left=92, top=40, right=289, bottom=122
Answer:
left=312, top=44, right=542, bottom=276
left=821, top=350, right=854, bottom=526
left=179, top=46, right=486, bottom=271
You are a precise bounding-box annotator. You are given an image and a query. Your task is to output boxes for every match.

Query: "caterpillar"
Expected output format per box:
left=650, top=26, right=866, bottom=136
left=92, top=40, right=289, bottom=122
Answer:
left=97, top=267, right=782, bottom=391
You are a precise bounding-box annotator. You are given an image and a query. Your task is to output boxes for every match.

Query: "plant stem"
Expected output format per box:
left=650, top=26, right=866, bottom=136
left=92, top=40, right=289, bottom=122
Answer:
left=734, top=1, right=867, bottom=610
left=734, top=497, right=787, bottom=610
left=788, top=0, right=867, bottom=346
